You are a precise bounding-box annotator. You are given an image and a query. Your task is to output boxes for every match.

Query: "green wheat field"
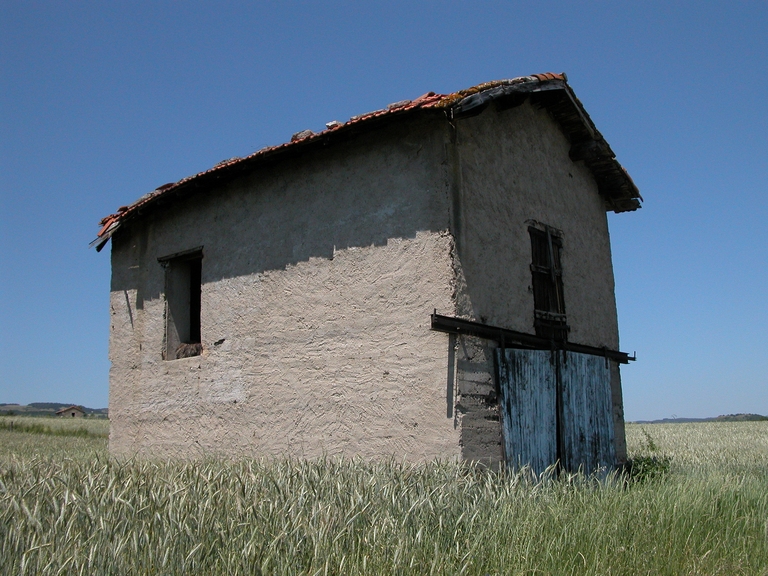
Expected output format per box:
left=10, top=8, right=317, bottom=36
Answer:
left=1, top=416, right=766, bottom=575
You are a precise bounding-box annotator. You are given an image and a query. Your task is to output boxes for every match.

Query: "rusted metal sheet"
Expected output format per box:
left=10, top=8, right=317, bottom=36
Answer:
left=560, top=352, right=616, bottom=473
left=497, top=349, right=615, bottom=475
left=497, top=349, right=556, bottom=475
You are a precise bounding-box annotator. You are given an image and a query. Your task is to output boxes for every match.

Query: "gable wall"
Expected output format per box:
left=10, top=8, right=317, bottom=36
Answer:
left=108, top=115, right=463, bottom=460
left=448, top=100, right=626, bottom=464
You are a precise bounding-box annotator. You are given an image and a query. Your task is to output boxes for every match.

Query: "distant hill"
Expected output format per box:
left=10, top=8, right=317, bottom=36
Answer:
left=0, top=403, right=108, bottom=417
left=633, top=413, right=767, bottom=424
left=29, top=402, right=74, bottom=409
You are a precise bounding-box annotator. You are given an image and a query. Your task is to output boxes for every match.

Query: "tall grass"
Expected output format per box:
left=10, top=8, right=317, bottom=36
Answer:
left=626, top=421, right=768, bottom=475
left=0, top=415, right=109, bottom=438
left=1, top=423, right=767, bottom=574
left=0, top=431, right=108, bottom=462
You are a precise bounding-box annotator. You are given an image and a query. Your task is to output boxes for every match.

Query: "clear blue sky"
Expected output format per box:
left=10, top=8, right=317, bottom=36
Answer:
left=1, top=2, right=766, bottom=420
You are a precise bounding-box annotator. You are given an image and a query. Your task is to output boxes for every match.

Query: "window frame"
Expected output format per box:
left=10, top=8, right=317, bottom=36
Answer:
left=528, top=225, right=569, bottom=341
left=158, top=247, right=204, bottom=360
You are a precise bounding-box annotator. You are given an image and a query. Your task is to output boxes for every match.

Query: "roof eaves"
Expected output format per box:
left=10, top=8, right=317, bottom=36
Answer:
left=55, top=405, right=84, bottom=414
left=527, top=82, right=641, bottom=212
left=93, top=72, right=639, bottom=247
left=438, top=75, right=641, bottom=213
left=93, top=91, right=448, bottom=241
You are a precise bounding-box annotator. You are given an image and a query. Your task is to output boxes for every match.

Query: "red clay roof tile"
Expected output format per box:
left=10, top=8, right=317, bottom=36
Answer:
left=94, top=72, right=637, bottom=249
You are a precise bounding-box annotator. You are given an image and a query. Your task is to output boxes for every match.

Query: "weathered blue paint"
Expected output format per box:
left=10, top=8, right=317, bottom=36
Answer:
left=560, top=352, right=616, bottom=473
left=497, top=349, right=615, bottom=475
left=497, top=349, right=557, bottom=475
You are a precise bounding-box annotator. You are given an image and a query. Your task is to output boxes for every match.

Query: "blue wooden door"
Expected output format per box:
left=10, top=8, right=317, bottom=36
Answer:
left=497, top=349, right=557, bottom=475
left=560, top=352, right=616, bottom=473
left=497, top=349, right=615, bottom=475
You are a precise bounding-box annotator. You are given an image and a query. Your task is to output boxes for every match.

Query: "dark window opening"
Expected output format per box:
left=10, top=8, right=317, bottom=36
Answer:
left=159, top=248, right=203, bottom=360
left=188, top=258, right=201, bottom=344
left=529, top=226, right=568, bottom=341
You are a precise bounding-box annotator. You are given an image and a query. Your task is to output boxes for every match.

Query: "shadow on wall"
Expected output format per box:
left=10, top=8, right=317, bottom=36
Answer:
left=110, top=115, right=453, bottom=311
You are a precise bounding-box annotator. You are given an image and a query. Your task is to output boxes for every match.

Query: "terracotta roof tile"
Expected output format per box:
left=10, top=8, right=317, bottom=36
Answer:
left=93, top=72, right=637, bottom=250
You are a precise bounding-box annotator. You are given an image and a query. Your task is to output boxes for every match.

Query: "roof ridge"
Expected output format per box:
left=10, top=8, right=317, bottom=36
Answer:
left=92, top=72, right=638, bottom=251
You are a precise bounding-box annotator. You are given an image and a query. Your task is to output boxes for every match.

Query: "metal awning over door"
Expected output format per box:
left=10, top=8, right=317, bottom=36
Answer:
left=497, top=348, right=616, bottom=475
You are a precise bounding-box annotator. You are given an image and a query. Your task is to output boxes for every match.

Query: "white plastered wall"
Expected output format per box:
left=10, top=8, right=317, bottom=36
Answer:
left=107, top=100, right=628, bottom=463
left=108, top=116, right=462, bottom=460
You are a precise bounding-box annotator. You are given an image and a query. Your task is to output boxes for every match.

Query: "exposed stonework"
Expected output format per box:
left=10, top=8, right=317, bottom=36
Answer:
left=454, top=335, right=502, bottom=467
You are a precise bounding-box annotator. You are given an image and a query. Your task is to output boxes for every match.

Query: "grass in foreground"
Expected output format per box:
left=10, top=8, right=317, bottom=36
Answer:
left=0, top=422, right=766, bottom=575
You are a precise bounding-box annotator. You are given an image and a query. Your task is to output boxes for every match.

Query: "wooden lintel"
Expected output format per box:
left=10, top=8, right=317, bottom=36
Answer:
left=157, top=246, right=204, bottom=263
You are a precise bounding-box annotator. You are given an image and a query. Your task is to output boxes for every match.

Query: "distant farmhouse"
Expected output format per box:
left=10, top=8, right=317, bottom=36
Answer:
left=56, top=405, right=85, bottom=418
left=94, top=73, right=640, bottom=472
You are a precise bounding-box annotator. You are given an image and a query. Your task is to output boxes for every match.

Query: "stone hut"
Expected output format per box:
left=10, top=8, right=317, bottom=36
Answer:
left=94, top=73, right=640, bottom=471
left=56, top=405, right=85, bottom=418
